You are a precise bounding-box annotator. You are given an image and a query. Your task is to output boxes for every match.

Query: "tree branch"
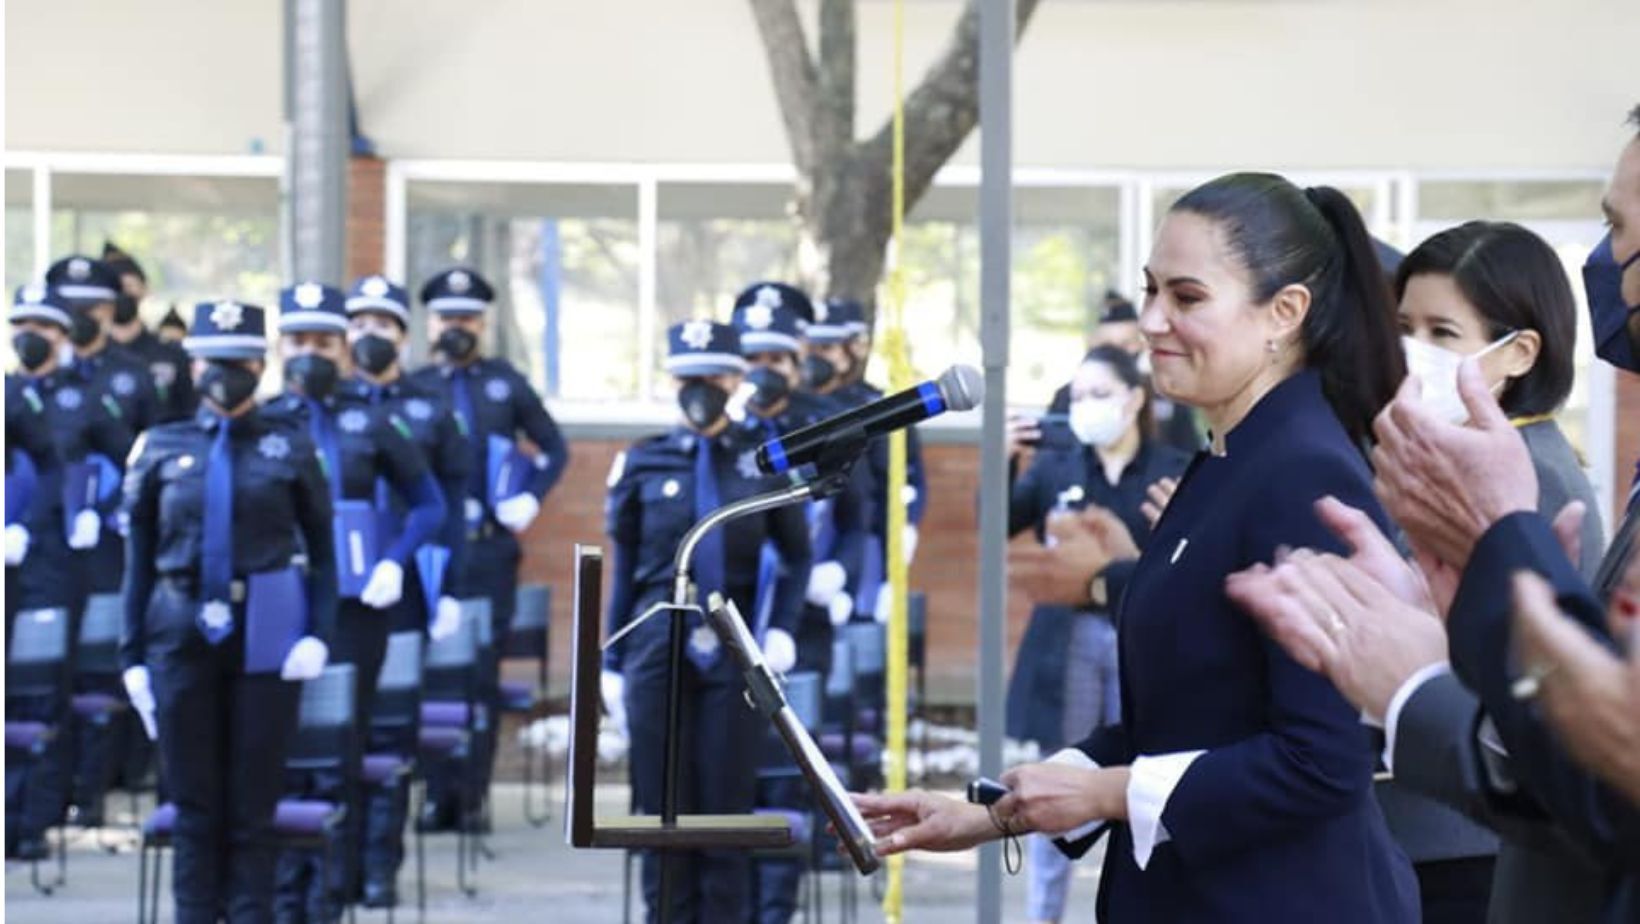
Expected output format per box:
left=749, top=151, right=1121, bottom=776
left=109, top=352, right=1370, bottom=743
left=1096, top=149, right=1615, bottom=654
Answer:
left=816, top=0, right=855, bottom=157
left=860, top=0, right=1044, bottom=210
left=748, top=0, right=825, bottom=174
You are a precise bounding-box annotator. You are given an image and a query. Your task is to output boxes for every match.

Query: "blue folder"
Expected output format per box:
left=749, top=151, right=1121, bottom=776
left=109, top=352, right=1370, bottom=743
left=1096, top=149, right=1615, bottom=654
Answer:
left=485, top=435, right=536, bottom=511
left=244, top=567, right=307, bottom=674
left=415, top=544, right=451, bottom=607
left=333, top=499, right=380, bottom=599
left=86, top=453, right=121, bottom=504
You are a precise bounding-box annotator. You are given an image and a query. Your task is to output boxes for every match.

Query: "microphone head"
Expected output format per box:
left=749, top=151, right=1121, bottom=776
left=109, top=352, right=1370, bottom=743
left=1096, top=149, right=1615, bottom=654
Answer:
left=937, top=364, right=985, bottom=412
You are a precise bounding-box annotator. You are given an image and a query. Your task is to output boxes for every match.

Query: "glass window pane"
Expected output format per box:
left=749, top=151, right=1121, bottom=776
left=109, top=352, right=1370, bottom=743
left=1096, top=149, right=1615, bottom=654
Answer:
left=406, top=180, right=641, bottom=402
left=1417, top=180, right=1604, bottom=223
left=656, top=182, right=797, bottom=398
left=49, top=172, right=281, bottom=315
left=6, top=169, right=34, bottom=295
left=900, top=185, right=1122, bottom=408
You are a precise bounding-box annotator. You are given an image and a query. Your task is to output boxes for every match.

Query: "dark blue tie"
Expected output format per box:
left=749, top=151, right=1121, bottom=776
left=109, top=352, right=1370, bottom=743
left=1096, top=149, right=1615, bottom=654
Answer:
left=450, top=368, right=482, bottom=500
left=367, top=388, right=393, bottom=515
left=305, top=398, right=342, bottom=502
left=690, top=437, right=725, bottom=671
left=200, top=420, right=235, bottom=644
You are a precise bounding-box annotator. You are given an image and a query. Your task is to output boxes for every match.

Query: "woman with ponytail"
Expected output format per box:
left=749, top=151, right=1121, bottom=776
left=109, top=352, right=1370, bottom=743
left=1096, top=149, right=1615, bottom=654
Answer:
left=854, top=173, right=1419, bottom=922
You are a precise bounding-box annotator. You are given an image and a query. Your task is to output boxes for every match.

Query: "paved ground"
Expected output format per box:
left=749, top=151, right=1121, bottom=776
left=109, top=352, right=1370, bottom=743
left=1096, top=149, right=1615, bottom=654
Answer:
left=6, top=782, right=1103, bottom=922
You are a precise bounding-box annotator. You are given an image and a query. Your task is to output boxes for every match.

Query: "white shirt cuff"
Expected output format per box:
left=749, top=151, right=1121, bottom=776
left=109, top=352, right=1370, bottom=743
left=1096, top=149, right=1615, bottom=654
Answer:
left=1381, top=662, right=1451, bottom=775
left=1127, top=750, right=1205, bottom=870
left=1046, top=748, right=1105, bottom=842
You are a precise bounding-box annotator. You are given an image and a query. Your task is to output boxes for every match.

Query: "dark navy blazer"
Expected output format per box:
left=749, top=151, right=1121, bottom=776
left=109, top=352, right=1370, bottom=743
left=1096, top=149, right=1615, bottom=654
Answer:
left=1067, top=370, right=1418, bottom=923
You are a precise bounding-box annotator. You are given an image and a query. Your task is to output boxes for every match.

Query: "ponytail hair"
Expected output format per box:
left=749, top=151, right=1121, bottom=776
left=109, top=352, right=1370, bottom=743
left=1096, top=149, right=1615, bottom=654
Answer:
left=1171, top=174, right=1404, bottom=445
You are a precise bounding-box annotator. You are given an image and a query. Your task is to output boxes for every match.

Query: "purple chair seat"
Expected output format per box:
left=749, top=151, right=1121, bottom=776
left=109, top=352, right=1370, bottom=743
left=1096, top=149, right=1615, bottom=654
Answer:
left=418, top=725, right=467, bottom=757
left=145, top=800, right=337, bottom=840
left=72, top=692, right=127, bottom=720
left=420, top=700, right=471, bottom=728
left=274, top=800, right=340, bottom=835
left=753, top=807, right=811, bottom=844
left=818, top=732, right=880, bottom=766
left=854, top=708, right=881, bottom=732
left=145, top=803, right=178, bottom=837
left=361, top=753, right=409, bottom=786
left=498, top=680, right=536, bottom=713
left=5, top=721, right=51, bottom=751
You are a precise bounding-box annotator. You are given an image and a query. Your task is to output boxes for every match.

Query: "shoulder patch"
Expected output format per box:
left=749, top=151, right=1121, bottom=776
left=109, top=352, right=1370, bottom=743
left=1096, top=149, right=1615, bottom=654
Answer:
left=405, top=397, right=433, bottom=421
left=338, top=407, right=372, bottom=434
left=484, top=377, right=512, bottom=403
left=55, top=387, right=83, bottom=411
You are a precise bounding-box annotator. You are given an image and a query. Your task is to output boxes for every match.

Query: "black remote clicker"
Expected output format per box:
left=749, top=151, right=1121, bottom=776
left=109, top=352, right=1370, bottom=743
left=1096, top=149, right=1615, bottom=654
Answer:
left=966, top=777, right=1011, bottom=806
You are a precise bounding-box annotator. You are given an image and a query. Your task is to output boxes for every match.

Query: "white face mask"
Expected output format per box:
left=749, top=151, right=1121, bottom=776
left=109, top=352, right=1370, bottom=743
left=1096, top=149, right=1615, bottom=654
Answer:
left=1400, top=331, right=1518, bottom=424
left=1069, top=395, right=1130, bottom=448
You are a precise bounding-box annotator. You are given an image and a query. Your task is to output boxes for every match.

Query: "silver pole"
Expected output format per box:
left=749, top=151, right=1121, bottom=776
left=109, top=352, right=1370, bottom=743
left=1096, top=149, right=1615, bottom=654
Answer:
left=976, top=0, right=1013, bottom=921
left=285, top=0, right=349, bottom=284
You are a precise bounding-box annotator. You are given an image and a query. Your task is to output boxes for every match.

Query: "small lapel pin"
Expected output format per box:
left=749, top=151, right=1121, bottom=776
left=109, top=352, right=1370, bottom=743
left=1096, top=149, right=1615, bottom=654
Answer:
left=1170, top=538, right=1189, bottom=565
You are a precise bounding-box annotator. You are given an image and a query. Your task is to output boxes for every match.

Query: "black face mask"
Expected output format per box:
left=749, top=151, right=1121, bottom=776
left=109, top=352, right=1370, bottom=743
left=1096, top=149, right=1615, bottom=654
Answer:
left=801, top=355, right=837, bottom=391
left=12, top=331, right=51, bottom=371
left=285, top=354, right=339, bottom=400
left=436, top=328, right=478, bottom=362
left=199, top=360, right=260, bottom=411
left=678, top=380, right=729, bottom=431
left=746, top=365, right=791, bottom=413
left=113, top=294, right=140, bottom=325
left=351, top=334, right=399, bottom=376
left=68, top=310, right=101, bottom=347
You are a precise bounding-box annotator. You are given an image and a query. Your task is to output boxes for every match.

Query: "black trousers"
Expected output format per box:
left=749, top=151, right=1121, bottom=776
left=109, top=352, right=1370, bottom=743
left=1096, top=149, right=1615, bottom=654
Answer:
left=147, top=582, right=301, bottom=924
left=623, top=611, right=763, bottom=924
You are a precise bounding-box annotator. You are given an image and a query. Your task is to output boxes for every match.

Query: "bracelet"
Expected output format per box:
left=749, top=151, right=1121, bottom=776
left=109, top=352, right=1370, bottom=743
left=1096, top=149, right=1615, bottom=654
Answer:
left=986, top=804, right=1023, bottom=875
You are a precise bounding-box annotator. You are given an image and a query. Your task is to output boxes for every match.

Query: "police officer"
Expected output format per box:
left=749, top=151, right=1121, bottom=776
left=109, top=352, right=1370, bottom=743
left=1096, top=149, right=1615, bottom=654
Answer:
left=102, top=243, right=198, bottom=423
left=730, top=295, right=871, bottom=924
left=120, top=299, right=336, bottom=924
left=44, top=255, right=159, bottom=432
left=408, top=267, right=569, bottom=831
left=6, top=284, right=129, bottom=860
left=800, top=298, right=928, bottom=621
left=601, top=320, right=812, bottom=923
left=43, top=255, right=160, bottom=827
left=5, top=318, right=59, bottom=623
left=266, top=282, right=447, bottom=922
left=344, top=273, right=472, bottom=906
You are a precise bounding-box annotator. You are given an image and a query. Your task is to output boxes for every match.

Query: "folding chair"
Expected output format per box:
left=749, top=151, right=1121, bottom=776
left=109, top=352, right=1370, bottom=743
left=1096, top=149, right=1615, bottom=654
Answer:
left=500, top=583, right=551, bottom=827
left=416, top=598, right=488, bottom=899
left=364, top=630, right=423, bottom=920
left=70, top=592, right=130, bottom=843
left=137, top=666, right=354, bottom=924
left=7, top=605, right=72, bottom=894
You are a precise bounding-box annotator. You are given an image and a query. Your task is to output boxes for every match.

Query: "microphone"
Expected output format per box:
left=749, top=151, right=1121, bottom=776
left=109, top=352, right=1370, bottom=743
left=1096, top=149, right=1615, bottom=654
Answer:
left=755, top=364, right=984, bottom=476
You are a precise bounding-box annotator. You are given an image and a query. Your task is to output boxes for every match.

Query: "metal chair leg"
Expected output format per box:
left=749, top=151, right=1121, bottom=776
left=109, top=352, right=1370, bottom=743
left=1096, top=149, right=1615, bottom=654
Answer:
left=137, top=841, right=149, bottom=924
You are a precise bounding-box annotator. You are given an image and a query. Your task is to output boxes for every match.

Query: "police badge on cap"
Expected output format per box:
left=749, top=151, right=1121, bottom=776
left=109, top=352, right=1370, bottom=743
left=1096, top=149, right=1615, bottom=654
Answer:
left=420, top=267, right=494, bottom=315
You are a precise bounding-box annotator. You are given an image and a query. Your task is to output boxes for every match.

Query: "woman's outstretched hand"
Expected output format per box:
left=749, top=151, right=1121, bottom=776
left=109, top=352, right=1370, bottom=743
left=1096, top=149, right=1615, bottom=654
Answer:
left=851, top=790, right=996, bottom=856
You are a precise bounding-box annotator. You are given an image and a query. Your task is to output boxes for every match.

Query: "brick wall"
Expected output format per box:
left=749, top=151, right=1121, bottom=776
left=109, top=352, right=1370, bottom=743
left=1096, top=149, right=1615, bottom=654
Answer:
left=513, top=436, right=1037, bottom=707
left=347, top=156, right=386, bottom=280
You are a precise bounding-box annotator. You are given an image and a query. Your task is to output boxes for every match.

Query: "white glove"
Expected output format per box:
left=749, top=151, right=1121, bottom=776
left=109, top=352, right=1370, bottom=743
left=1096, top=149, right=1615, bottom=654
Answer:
left=430, top=596, right=463, bottom=640
left=122, top=666, right=158, bottom=741
left=762, top=628, right=797, bottom=674
left=359, top=560, right=404, bottom=609
left=5, top=524, right=30, bottom=566
left=828, top=592, right=854, bottom=627
left=67, top=509, right=101, bottom=549
left=902, top=524, right=919, bottom=565
left=495, top=493, right=541, bottom=534
left=280, top=636, right=329, bottom=681
left=874, top=583, right=896, bottom=625
left=600, top=670, right=628, bottom=735
left=805, top=561, right=847, bottom=606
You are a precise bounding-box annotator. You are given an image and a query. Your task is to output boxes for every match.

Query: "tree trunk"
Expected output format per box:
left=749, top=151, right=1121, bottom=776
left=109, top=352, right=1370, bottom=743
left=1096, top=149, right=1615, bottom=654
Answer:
left=751, top=0, right=1043, bottom=322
